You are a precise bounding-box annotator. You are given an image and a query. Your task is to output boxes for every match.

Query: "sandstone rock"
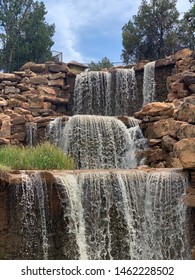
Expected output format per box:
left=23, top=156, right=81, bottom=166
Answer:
left=183, top=71, right=195, bottom=85
left=49, top=72, right=66, bottom=80
left=144, top=147, right=168, bottom=163
left=0, top=138, right=10, bottom=145
left=173, top=48, right=193, bottom=61
left=134, top=102, right=174, bottom=120
left=11, top=116, right=26, bottom=125
left=43, top=102, right=52, bottom=110
left=161, top=135, right=177, bottom=152
left=30, top=76, right=48, bottom=85
left=165, top=157, right=183, bottom=168
left=146, top=118, right=186, bottom=139
left=37, top=86, right=57, bottom=96
left=17, top=83, right=32, bottom=91
left=48, top=79, right=64, bottom=87
left=0, top=114, right=11, bottom=138
left=0, top=73, right=21, bottom=82
left=43, top=95, right=69, bottom=105
left=47, top=63, right=69, bottom=73
left=189, top=84, right=195, bottom=93
left=177, top=124, right=195, bottom=139
left=175, top=138, right=195, bottom=169
left=8, top=132, right=26, bottom=142
left=21, top=77, right=31, bottom=84
left=148, top=139, right=162, bottom=146
left=0, top=98, right=8, bottom=107
left=8, top=98, right=22, bottom=108
left=167, top=92, right=178, bottom=101
left=10, top=94, right=27, bottom=102
left=20, top=62, right=46, bottom=73
left=4, top=86, right=20, bottom=95
left=175, top=101, right=195, bottom=123
left=184, top=95, right=195, bottom=105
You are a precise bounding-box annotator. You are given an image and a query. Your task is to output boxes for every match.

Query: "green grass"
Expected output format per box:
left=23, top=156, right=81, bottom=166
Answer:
left=0, top=142, right=74, bottom=170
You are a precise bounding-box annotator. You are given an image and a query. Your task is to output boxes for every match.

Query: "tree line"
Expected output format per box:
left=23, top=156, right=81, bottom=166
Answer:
left=0, top=0, right=55, bottom=72
left=0, top=0, right=194, bottom=72
left=121, top=0, right=195, bottom=63
left=90, top=0, right=195, bottom=69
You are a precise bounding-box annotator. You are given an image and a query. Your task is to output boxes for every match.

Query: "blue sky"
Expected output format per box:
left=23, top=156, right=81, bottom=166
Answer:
left=43, top=0, right=192, bottom=64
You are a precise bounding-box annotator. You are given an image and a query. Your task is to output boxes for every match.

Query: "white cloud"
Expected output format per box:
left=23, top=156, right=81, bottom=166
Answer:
left=44, top=0, right=192, bottom=63
left=44, top=0, right=139, bottom=62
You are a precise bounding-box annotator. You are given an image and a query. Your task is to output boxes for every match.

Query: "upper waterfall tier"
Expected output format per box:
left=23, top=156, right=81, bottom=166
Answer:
left=142, top=61, right=156, bottom=106
left=73, top=69, right=137, bottom=115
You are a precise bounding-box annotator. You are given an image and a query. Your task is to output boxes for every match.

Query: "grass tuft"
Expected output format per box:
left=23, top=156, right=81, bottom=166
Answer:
left=0, top=142, right=74, bottom=170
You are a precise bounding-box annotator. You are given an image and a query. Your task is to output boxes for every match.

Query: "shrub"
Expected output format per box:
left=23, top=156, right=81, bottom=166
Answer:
left=0, top=142, right=74, bottom=170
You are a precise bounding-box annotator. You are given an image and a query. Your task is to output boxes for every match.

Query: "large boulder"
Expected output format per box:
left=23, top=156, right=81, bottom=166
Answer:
left=175, top=138, right=195, bottom=169
left=20, top=62, right=46, bottom=73
left=134, top=102, right=174, bottom=120
left=175, top=100, right=195, bottom=123
left=146, top=118, right=186, bottom=139
left=183, top=71, right=195, bottom=93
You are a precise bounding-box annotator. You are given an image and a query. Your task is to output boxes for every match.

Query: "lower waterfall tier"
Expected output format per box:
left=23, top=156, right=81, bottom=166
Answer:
left=0, top=168, right=192, bottom=260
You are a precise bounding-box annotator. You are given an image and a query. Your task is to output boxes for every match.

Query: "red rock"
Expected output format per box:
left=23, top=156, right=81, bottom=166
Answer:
left=20, top=62, right=46, bottom=73
left=134, top=102, right=174, bottom=119
left=175, top=101, right=195, bottom=123
left=146, top=118, right=186, bottom=139
left=48, top=79, right=64, bottom=87
left=30, top=76, right=48, bottom=85
left=173, top=48, right=193, bottom=61
left=0, top=73, right=21, bottom=82
left=175, top=138, right=195, bottom=169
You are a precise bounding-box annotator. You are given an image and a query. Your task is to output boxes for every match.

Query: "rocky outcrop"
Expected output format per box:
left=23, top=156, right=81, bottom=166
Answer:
left=0, top=61, right=77, bottom=144
left=175, top=138, right=195, bottom=169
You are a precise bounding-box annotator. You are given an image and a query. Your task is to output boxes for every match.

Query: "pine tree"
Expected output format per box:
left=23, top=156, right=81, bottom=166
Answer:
left=0, top=0, right=55, bottom=72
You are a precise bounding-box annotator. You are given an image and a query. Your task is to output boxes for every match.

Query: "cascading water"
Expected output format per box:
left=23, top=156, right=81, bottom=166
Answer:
left=143, top=171, right=190, bottom=260
left=25, top=122, right=37, bottom=146
left=73, top=68, right=137, bottom=116
left=142, top=61, right=156, bottom=106
left=16, top=172, right=49, bottom=259
left=56, top=169, right=190, bottom=260
left=56, top=174, right=88, bottom=260
left=59, top=115, right=146, bottom=169
left=46, top=117, right=64, bottom=146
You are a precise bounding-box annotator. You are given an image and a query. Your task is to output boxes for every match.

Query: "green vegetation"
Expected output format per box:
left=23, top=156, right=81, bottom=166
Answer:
left=88, top=57, right=114, bottom=71
left=121, top=0, right=195, bottom=63
left=0, top=0, right=55, bottom=72
left=0, top=142, right=74, bottom=170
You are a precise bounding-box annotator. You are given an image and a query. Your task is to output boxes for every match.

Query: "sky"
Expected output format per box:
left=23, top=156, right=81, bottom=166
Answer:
left=43, top=0, right=192, bottom=64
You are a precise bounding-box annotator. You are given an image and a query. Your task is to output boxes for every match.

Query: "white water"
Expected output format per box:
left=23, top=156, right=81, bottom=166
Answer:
left=142, top=61, right=156, bottom=106
left=57, top=174, right=88, bottom=260
left=56, top=170, right=190, bottom=260
left=46, top=117, right=64, bottom=146
left=16, top=172, right=49, bottom=259
left=73, top=68, right=137, bottom=115
left=26, top=122, right=37, bottom=146
left=143, top=171, right=190, bottom=259
left=60, top=115, right=146, bottom=169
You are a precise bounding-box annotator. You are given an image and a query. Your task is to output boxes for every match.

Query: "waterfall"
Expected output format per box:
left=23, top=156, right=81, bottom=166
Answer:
left=56, top=174, right=88, bottom=260
left=46, top=117, right=64, bottom=146
left=143, top=171, right=190, bottom=260
left=16, top=172, right=49, bottom=259
left=73, top=68, right=137, bottom=116
left=59, top=115, right=146, bottom=169
left=142, top=61, right=156, bottom=106
left=25, top=122, right=37, bottom=146
left=114, top=68, right=137, bottom=115
left=56, top=169, right=190, bottom=260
